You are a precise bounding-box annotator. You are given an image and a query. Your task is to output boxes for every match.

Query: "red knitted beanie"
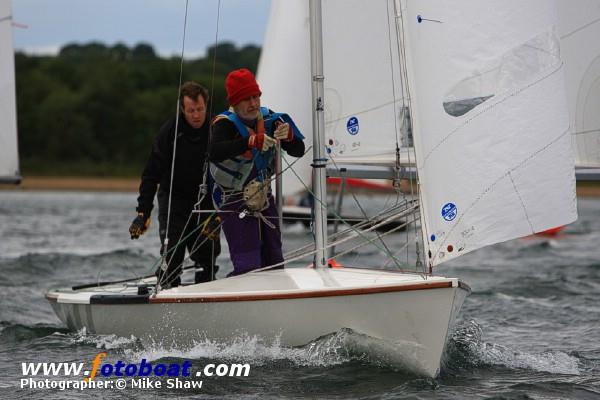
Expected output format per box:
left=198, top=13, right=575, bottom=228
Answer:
left=225, top=68, right=262, bottom=106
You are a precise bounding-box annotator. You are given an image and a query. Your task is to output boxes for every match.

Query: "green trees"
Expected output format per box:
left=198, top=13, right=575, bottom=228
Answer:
left=15, top=41, right=260, bottom=176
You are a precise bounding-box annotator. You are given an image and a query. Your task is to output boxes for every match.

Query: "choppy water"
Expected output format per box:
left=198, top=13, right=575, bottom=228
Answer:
left=0, top=191, right=599, bottom=399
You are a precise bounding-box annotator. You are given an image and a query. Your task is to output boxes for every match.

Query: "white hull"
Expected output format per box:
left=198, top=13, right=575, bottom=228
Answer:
left=47, top=268, right=468, bottom=377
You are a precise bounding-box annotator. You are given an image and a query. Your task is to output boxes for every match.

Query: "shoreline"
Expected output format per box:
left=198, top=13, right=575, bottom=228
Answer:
left=1, top=176, right=600, bottom=198
left=1, top=176, right=140, bottom=192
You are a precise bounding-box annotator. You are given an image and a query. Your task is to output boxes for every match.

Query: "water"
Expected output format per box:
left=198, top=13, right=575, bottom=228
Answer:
left=0, top=191, right=599, bottom=399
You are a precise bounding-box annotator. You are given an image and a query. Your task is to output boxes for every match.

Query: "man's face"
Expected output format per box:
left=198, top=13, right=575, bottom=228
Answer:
left=234, top=95, right=261, bottom=121
left=182, top=95, right=207, bottom=129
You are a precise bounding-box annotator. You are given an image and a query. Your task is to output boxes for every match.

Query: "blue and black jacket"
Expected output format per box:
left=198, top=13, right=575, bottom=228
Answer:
left=208, top=107, right=305, bottom=192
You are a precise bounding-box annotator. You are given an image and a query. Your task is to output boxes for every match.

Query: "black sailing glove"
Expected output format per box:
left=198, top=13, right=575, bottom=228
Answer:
left=129, top=212, right=151, bottom=239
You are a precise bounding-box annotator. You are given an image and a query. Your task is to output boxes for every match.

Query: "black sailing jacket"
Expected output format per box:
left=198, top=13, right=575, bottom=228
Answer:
left=136, top=114, right=214, bottom=216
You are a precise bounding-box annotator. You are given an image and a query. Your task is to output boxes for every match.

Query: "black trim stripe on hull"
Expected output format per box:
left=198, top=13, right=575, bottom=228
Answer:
left=90, top=294, right=150, bottom=304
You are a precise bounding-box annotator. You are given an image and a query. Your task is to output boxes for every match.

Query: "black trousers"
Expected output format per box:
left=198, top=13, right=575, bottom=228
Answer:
left=156, top=192, right=220, bottom=286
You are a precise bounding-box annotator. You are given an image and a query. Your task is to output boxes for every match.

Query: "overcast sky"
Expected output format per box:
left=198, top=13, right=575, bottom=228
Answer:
left=11, top=0, right=271, bottom=58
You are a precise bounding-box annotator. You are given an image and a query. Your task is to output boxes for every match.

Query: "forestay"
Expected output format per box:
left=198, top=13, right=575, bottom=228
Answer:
left=0, top=0, right=20, bottom=184
left=402, top=0, right=578, bottom=267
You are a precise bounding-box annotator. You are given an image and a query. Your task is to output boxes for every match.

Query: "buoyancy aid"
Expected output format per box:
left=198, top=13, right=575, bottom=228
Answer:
left=210, top=107, right=303, bottom=192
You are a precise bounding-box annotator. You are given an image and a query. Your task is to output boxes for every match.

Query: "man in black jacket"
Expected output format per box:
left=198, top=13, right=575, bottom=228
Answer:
left=129, top=81, right=220, bottom=288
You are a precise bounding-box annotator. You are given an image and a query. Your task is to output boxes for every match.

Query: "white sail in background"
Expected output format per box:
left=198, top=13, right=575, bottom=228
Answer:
left=320, top=0, right=409, bottom=166
left=403, top=0, right=578, bottom=267
left=257, top=0, right=312, bottom=198
left=0, top=0, right=20, bottom=184
left=258, top=0, right=414, bottom=198
left=557, top=0, right=600, bottom=169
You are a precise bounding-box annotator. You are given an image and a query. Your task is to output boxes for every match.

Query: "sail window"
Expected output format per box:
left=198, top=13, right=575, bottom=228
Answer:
left=443, top=29, right=561, bottom=117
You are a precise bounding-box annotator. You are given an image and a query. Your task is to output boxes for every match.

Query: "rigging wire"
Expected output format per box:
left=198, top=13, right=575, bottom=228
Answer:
left=197, top=0, right=223, bottom=200
left=250, top=203, right=419, bottom=273
left=327, top=156, right=402, bottom=269
left=94, top=154, right=419, bottom=290
left=144, top=156, right=306, bottom=285
left=385, top=0, right=403, bottom=154
left=284, top=201, right=418, bottom=262
left=387, top=0, right=424, bottom=269
left=160, top=0, right=191, bottom=288
left=150, top=147, right=420, bottom=285
left=279, top=153, right=416, bottom=268
left=156, top=0, right=224, bottom=288
left=395, top=0, right=428, bottom=273
left=143, top=145, right=314, bottom=283
left=92, top=198, right=418, bottom=293
left=207, top=0, right=222, bottom=123
left=193, top=0, right=223, bottom=284
left=390, top=0, right=412, bottom=266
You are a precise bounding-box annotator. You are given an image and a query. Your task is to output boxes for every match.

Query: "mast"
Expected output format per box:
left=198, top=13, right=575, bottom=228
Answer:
left=309, top=0, right=328, bottom=268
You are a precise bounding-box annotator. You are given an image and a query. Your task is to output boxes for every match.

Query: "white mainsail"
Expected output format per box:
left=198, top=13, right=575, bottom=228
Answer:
left=0, top=0, right=20, bottom=184
left=557, top=0, right=600, bottom=169
left=402, top=0, right=578, bottom=267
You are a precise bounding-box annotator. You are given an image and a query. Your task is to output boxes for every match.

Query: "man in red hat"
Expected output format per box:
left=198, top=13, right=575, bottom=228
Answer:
left=209, top=68, right=305, bottom=276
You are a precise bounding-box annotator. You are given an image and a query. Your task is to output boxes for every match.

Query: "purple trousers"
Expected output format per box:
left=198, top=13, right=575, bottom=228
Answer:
left=220, top=193, right=283, bottom=276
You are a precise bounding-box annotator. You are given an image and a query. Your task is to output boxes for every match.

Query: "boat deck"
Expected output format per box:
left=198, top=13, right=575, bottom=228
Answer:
left=47, top=267, right=469, bottom=305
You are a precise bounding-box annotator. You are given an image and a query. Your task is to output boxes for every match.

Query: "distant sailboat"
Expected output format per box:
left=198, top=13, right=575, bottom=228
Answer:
left=47, top=0, right=577, bottom=378
left=558, top=0, right=600, bottom=181
left=534, top=1, right=600, bottom=235
left=0, top=0, right=21, bottom=184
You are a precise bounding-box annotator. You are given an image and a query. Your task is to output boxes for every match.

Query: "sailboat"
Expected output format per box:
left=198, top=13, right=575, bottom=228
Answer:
left=46, top=0, right=577, bottom=378
left=0, top=0, right=21, bottom=184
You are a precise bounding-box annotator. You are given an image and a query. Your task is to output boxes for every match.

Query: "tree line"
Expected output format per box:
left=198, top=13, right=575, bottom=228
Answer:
left=15, top=42, right=261, bottom=176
